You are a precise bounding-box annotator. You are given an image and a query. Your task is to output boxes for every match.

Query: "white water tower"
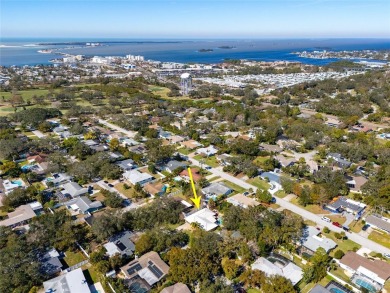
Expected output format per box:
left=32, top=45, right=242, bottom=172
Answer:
left=180, top=73, right=192, bottom=95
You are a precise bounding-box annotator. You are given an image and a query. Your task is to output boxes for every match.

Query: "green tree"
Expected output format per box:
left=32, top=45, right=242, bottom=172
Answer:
left=221, top=257, right=240, bottom=279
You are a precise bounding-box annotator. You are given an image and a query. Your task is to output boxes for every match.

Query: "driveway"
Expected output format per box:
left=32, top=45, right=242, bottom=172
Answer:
left=190, top=155, right=390, bottom=254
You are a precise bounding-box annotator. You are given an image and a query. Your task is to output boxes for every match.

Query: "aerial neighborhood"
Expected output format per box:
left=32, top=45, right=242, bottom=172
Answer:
left=0, top=52, right=390, bottom=293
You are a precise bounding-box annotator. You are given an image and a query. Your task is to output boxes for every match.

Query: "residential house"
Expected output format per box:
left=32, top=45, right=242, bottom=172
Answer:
left=161, top=283, right=191, bottom=293
left=216, top=153, right=232, bottom=166
left=122, top=138, right=140, bottom=146
left=365, top=214, right=390, bottom=234
left=0, top=202, right=38, bottom=227
left=158, top=160, right=187, bottom=173
left=227, top=193, right=260, bottom=209
left=121, top=251, right=170, bottom=291
left=184, top=208, right=219, bottom=231
left=181, top=140, right=203, bottom=150
left=309, top=282, right=353, bottom=293
left=159, top=130, right=172, bottom=139
left=259, top=144, right=282, bottom=153
left=2, top=179, right=25, bottom=194
left=275, top=154, right=297, bottom=168
left=64, top=196, right=103, bottom=215
left=345, top=175, right=368, bottom=193
left=327, top=153, right=352, bottom=169
left=61, top=182, right=89, bottom=198
left=340, top=251, right=390, bottom=288
left=43, top=268, right=91, bottom=293
left=325, top=196, right=366, bottom=217
left=197, top=145, right=218, bottom=157
left=47, top=173, right=72, bottom=186
left=325, top=118, right=341, bottom=128
left=39, top=248, right=63, bottom=276
left=179, top=168, right=202, bottom=183
left=251, top=256, right=303, bottom=286
left=124, top=170, right=154, bottom=186
left=143, top=182, right=165, bottom=197
left=202, top=182, right=232, bottom=200
left=299, top=226, right=337, bottom=255
left=116, top=159, right=137, bottom=171
left=104, top=231, right=135, bottom=257
left=168, top=135, right=186, bottom=144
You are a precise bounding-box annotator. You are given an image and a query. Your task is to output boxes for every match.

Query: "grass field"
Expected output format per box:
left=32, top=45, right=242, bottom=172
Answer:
left=327, top=231, right=361, bottom=256
left=193, top=154, right=219, bottom=167
left=114, top=182, right=136, bottom=199
left=274, top=190, right=287, bottom=198
left=290, top=197, right=330, bottom=214
left=368, top=230, right=390, bottom=249
left=247, top=177, right=270, bottom=191
left=64, top=250, right=87, bottom=267
left=327, top=215, right=346, bottom=225
left=349, top=220, right=364, bottom=233
left=177, top=147, right=191, bottom=155
left=222, top=180, right=247, bottom=194
left=82, top=265, right=100, bottom=284
left=0, top=88, right=56, bottom=101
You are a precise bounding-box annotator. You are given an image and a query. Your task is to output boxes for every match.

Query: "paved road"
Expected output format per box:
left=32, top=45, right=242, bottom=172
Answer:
left=190, top=156, right=390, bottom=254
left=98, top=119, right=137, bottom=138
left=32, top=130, right=46, bottom=138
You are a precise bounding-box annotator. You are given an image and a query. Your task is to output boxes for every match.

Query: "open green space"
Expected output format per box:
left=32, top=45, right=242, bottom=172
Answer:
left=64, top=250, right=87, bottom=267
left=222, top=180, right=247, bottom=194
left=274, top=190, right=287, bottom=198
left=349, top=220, right=364, bottom=233
left=177, top=147, right=191, bottom=155
left=247, top=177, right=270, bottom=191
left=326, top=232, right=361, bottom=256
left=290, top=197, right=330, bottom=214
left=82, top=265, right=100, bottom=284
left=0, top=88, right=55, bottom=101
left=368, top=230, right=390, bottom=249
left=193, top=154, right=219, bottom=168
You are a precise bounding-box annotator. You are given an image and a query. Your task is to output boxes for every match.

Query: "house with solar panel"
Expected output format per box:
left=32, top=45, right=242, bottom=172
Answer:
left=104, top=231, right=135, bottom=257
left=121, top=251, right=170, bottom=292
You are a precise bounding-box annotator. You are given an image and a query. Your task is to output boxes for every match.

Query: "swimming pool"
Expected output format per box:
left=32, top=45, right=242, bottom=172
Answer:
left=11, top=180, right=23, bottom=187
left=355, top=278, right=376, bottom=292
left=330, top=288, right=345, bottom=293
left=21, top=164, right=35, bottom=171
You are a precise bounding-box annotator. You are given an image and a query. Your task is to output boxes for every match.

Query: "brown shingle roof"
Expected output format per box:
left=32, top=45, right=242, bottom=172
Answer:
left=340, top=252, right=390, bottom=280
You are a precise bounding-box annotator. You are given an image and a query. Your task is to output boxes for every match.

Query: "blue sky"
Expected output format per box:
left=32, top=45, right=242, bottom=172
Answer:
left=1, top=0, right=390, bottom=38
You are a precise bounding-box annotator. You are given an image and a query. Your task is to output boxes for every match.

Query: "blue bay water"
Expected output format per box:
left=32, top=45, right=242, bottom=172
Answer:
left=0, top=38, right=390, bottom=66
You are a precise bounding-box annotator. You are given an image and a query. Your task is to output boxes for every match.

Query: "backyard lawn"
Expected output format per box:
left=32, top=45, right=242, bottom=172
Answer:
left=368, top=230, right=390, bottom=249
left=82, top=265, right=100, bottom=284
left=274, top=190, right=287, bottom=198
left=247, top=177, right=270, bottom=191
left=177, top=147, right=191, bottom=155
left=64, top=250, right=87, bottom=267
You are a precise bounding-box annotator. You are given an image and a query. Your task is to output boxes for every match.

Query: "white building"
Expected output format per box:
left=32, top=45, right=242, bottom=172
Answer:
left=43, top=268, right=91, bottom=293
left=251, top=257, right=303, bottom=286
left=184, top=208, right=218, bottom=231
left=124, top=169, right=154, bottom=186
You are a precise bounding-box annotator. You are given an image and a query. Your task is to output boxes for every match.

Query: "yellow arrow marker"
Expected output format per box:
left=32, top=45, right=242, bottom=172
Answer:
left=188, top=167, right=201, bottom=209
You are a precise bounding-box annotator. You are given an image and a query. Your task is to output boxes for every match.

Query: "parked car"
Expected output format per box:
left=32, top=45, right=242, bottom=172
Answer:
left=104, top=180, right=109, bottom=184
left=332, top=221, right=342, bottom=228
left=108, top=183, right=114, bottom=188
left=243, top=191, right=249, bottom=196
left=270, top=197, right=276, bottom=204
left=384, top=253, right=390, bottom=259
left=342, top=226, right=350, bottom=232
left=362, top=224, right=370, bottom=231
left=321, top=216, right=331, bottom=223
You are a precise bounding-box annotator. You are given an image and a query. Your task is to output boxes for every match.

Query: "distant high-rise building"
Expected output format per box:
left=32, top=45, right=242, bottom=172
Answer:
left=180, top=73, right=192, bottom=95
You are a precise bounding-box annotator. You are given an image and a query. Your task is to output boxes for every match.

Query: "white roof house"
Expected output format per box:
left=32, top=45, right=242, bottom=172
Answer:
left=227, top=194, right=260, bottom=209
left=124, top=170, right=154, bottom=186
left=300, top=226, right=337, bottom=253
left=251, top=257, right=303, bottom=286
left=61, top=182, right=89, bottom=198
left=43, top=268, right=91, bottom=293
left=197, top=145, right=218, bottom=156
left=184, top=208, right=218, bottom=231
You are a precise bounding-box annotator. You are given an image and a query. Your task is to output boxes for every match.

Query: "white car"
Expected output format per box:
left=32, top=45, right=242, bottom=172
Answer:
left=321, top=216, right=331, bottom=223
left=384, top=253, right=390, bottom=259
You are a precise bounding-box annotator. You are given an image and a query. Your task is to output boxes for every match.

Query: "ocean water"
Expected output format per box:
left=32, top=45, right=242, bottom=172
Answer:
left=0, top=38, right=389, bottom=66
